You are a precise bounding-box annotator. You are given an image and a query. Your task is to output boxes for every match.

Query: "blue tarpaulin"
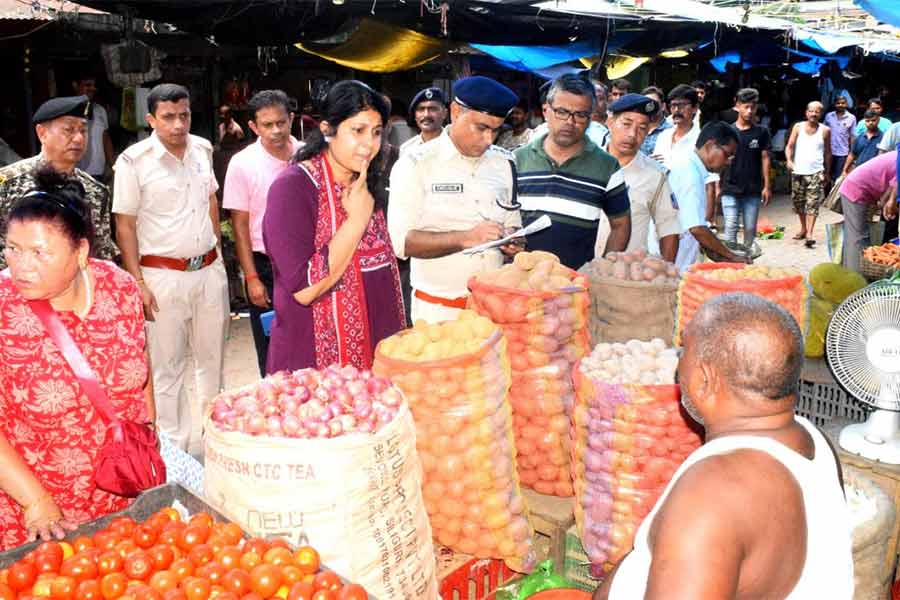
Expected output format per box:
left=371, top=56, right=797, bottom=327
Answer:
left=471, top=39, right=621, bottom=72
left=855, top=0, right=900, bottom=28
left=708, top=45, right=849, bottom=74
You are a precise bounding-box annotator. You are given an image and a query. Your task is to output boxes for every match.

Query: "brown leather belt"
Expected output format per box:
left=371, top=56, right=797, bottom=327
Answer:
left=140, top=248, right=217, bottom=272
left=414, top=289, right=469, bottom=309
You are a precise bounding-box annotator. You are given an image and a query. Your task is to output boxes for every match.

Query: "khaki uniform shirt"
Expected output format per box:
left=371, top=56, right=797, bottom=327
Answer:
left=388, top=130, right=521, bottom=298
left=0, top=155, right=116, bottom=269
left=112, top=133, right=218, bottom=259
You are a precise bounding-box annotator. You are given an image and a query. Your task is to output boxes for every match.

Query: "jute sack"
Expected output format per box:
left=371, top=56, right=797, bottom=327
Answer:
left=844, top=466, right=895, bottom=600
left=579, top=262, right=678, bottom=344
left=204, top=403, right=438, bottom=599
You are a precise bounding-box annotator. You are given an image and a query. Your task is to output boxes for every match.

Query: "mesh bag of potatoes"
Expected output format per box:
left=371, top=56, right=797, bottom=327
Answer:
left=675, top=263, right=810, bottom=346
left=579, top=249, right=680, bottom=344
left=571, top=339, right=703, bottom=575
left=468, top=251, right=590, bottom=497
left=373, top=311, right=538, bottom=573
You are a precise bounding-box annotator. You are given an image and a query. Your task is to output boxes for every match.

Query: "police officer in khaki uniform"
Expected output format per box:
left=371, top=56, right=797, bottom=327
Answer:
left=112, top=84, right=229, bottom=452
left=388, top=76, right=523, bottom=324
left=0, top=96, right=117, bottom=269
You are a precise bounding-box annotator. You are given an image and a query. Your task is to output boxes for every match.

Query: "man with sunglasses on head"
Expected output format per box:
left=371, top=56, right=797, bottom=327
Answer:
left=0, top=95, right=118, bottom=269
left=388, top=76, right=523, bottom=324
left=515, top=74, right=631, bottom=270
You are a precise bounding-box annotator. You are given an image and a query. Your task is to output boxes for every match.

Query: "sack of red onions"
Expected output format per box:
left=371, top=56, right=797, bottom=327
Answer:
left=204, top=365, right=439, bottom=599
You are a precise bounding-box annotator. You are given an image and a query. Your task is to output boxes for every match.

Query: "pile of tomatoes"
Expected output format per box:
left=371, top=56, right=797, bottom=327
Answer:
left=0, top=510, right=367, bottom=600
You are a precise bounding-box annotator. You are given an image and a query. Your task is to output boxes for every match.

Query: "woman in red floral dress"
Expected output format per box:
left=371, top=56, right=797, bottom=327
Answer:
left=0, top=168, right=153, bottom=550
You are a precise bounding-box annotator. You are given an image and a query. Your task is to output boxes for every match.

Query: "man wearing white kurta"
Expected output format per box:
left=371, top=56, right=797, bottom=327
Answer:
left=113, top=84, right=229, bottom=451
left=388, top=76, right=523, bottom=324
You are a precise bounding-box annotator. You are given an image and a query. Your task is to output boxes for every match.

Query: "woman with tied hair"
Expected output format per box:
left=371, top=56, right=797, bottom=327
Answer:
left=0, top=167, right=154, bottom=548
left=263, top=80, right=406, bottom=372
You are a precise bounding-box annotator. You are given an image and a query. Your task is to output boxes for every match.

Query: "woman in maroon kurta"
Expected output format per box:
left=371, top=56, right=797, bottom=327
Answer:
left=263, top=81, right=405, bottom=373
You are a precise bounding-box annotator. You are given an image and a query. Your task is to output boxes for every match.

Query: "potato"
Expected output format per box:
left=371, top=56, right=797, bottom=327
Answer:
left=642, top=268, right=657, bottom=281
left=629, top=263, right=644, bottom=281
left=612, top=262, right=627, bottom=280
left=529, top=250, right=560, bottom=264
left=666, top=265, right=680, bottom=278
left=513, top=252, right=538, bottom=271
left=607, top=252, right=619, bottom=262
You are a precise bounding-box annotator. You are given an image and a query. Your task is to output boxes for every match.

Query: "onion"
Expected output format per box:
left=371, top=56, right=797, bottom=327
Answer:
left=281, top=415, right=301, bottom=437
left=246, top=414, right=266, bottom=435
left=266, top=416, right=283, bottom=436
left=380, top=388, right=403, bottom=408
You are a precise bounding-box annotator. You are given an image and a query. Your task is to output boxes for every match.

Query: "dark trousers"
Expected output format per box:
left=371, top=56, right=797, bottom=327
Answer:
left=884, top=214, right=899, bottom=244
left=248, top=252, right=274, bottom=376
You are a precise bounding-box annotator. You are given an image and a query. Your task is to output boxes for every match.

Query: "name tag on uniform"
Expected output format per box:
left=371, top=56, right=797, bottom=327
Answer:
left=432, top=183, right=463, bottom=193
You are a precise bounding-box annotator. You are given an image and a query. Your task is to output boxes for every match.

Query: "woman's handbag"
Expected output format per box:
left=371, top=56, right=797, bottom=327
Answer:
left=29, top=299, right=166, bottom=497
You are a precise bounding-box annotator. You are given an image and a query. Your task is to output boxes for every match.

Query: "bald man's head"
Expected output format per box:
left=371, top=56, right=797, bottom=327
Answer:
left=805, top=101, right=824, bottom=123
left=687, top=293, right=804, bottom=401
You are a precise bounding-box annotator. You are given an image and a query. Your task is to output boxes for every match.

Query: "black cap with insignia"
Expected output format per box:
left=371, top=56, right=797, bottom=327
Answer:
left=409, top=87, right=446, bottom=119
left=32, top=95, right=92, bottom=125
left=452, top=76, right=518, bottom=119
left=609, top=93, right=659, bottom=117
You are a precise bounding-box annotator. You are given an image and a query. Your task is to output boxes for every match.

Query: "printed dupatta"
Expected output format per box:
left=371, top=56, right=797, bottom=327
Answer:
left=305, top=153, right=404, bottom=369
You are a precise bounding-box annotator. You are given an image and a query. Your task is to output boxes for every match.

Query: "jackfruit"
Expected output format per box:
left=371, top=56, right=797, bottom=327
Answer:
left=805, top=296, right=835, bottom=358
left=808, top=263, right=867, bottom=305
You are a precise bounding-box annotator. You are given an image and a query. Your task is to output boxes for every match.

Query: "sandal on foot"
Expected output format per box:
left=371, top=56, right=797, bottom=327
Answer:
left=805, top=239, right=816, bottom=248
left=793, top=233, right=807, bottom=240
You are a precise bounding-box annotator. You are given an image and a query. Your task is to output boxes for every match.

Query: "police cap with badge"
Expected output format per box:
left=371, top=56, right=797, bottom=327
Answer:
left=609, top=93, right=659, bottom=117
left=409, top=87, right=446, bottom=119
left=32, top=95, right=92, bottom=125
left=452, top=76, right=518, bottom=118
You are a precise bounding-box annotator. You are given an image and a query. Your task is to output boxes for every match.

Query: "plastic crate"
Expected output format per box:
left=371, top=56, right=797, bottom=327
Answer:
left=563, top=525, right=599, bottom=593
left=439, top=557, right=516, bottom=600
left=795, top=379, right=868, bottom=427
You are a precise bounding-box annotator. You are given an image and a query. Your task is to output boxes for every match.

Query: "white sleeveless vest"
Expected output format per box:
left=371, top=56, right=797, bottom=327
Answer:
left=608, top=416, right=854, bottom=599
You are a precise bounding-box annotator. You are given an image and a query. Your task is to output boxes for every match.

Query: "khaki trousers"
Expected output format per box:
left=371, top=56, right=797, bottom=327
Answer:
left=143, top=258, right=229, bottom=451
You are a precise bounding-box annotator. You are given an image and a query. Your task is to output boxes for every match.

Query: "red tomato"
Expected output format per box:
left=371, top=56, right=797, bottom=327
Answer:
left=50, top=576, right=77, bottom=600
left=335, top=586, right=366, bottom=600
left=146, top=571, right=176, bottom=594
left=291, top=549, right=319, bottom=577
left=187, top=513, right=213, bottom=531
left=239, top=594, right=263, bottom=600
left=248, top=565, right=281, bottom=598
left=236, top=554, right=259, bottom=573
left=311, top=573, right=340, bottom=593
left=214, top=548, right=240, bottom=572
left=8, top=561, right=37, bottom=592
left=72, top=538, right=95, bottom=555
left=148, top=547, right=174, bottom=572
left=114, top=542, right=140, bottom=561
left=261, top=549, right=291, bottom=568
left=266, top=540, right=290, bottom=552
left=133, top=526, right=157, bottom=550
left=194, top=563, right=225, bottom=586
left=92, top=532, right=121, bottom=553
left=0, top=583, right=14, bottom=600
left=97, top=553, right=124, bottom=576
left=286, top=583, right=314, bottom=600
left=109, top=518, right=137, bottom=539
left=99, top=573, right=127, bottom=600
left=177, top=529, right=207, bottom=553
left=279, top=567, right=304, bottom=588
left=310, top=592, right=333, bottom=600
left=220, top=570, right=250, bottom=597
left=187, top=546, right=214, bottom=569
left=131, top=585, right=162, bottom=600
left=36, top=543, right=64, bottom=572
left=241, top=540, right=268, bottom=559
left=168, top=560, right=193, bottom=585
left=181, top=578, right=210, bottom=600
left=74, top=580, right=101, bottom=600
left=34, top=553, right=61, bottom=575
left=122, top=552, right=153, bottom=581
left=60, top=556, right=98, bottom=582
left=161, top=590, right=185, bottom=600
left=218, top=525, right=242, bottom=548
left=213, top=593, right=238, bottom=600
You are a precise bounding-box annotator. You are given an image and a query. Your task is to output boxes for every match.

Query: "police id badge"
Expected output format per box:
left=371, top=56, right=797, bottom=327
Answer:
left=432, top=183, right=463, bottom=193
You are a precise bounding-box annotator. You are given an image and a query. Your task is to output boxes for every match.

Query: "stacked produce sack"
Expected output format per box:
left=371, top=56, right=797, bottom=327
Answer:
left=805, top=263, right=867, bottom=357
left=675, top=263, right=809, bottom=346
left=572, top=340, right=703, bottom=574
left=579, top=249, right=680, bottom=343
left=468, top=251, right=590, bottom=497
left=204, top=366, right=439, bottom=599
left=373, top=311, right=538, bottom=573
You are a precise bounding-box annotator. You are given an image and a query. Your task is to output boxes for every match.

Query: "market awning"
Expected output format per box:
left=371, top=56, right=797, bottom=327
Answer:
left=854, top=0, right=900, bottom=28
left=470, top=39, right=616, bottom=73
left=295, top=18, right=451, bottom=73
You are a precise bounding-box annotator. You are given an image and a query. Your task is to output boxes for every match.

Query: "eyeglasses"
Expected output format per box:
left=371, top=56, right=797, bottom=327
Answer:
left=669, top=101, right=693, bottom=110
left=715, top=143, right=736, bottom=161
left=549, top=105, right=592, bottom=123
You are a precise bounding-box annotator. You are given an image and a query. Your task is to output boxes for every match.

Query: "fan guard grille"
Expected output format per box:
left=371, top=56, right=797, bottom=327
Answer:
left=825, top=281, right=900, bottom=411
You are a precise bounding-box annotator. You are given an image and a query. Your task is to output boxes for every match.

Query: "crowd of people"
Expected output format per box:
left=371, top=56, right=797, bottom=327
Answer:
left=0, top=65, right=880, bottom=596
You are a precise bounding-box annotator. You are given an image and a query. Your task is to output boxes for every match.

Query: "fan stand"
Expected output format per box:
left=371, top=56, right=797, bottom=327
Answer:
left=839, top=408, right=900, bottom=464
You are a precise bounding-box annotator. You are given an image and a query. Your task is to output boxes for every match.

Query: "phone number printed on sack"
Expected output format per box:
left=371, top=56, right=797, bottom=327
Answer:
left=206, top=446, right=316, bottom=481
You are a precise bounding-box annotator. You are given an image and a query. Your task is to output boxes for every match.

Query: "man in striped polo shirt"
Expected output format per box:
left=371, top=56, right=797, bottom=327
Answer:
left=515, top=74, right=631, bottom=269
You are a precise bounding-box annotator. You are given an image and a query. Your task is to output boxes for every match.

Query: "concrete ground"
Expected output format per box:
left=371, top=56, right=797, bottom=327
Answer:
left=184, top=192, right=845, bottom=455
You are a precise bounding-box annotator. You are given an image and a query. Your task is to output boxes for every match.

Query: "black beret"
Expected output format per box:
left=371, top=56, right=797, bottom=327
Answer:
left=409, top=87, right=446, bottom=118
left=452, top=76, right=518, bottom=119
left=33, top=95, right=92, bottom=125
left=609, top=93, right=659, bottom=117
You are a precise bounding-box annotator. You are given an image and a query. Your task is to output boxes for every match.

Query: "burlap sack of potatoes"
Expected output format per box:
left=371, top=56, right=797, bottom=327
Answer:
left=579, top=262, right=679, bottom=344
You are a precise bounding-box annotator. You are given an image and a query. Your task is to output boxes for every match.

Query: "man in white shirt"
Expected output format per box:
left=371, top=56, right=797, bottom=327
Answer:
left=399, top=87, right=447, bottom=155
left=598, top=94, right=681, bottom=262
left=72, top=75, right=115, bottom=182
left=652, top=84, right=701, bottom=167
left=668, top=122, right=749, bottom=270
left=113, top=84, right=229, bottom=452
